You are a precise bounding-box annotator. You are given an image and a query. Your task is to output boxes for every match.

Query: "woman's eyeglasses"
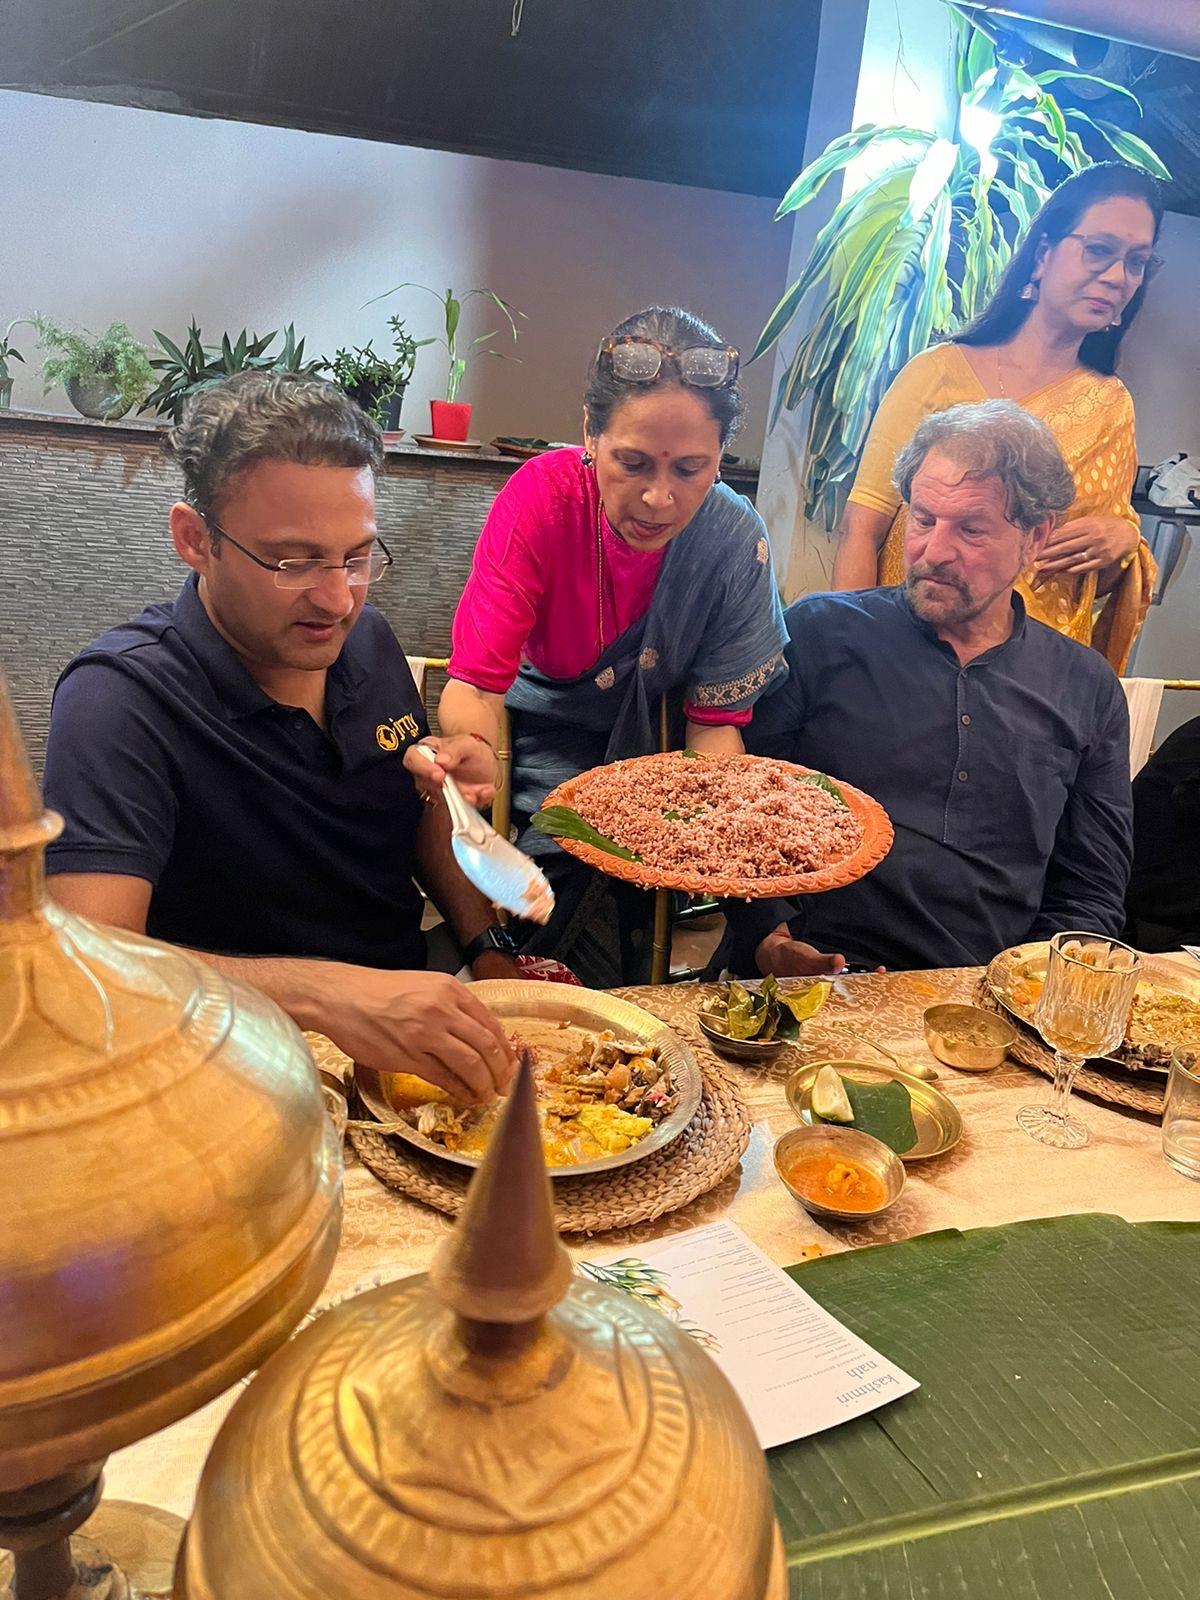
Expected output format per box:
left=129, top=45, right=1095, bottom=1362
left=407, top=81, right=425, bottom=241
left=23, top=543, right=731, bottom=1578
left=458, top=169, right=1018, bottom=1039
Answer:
left=1065, top=233, right=1163, bottom=284
left=204, top=519, right=394, bottom=590
left=598, top=335, right=740, bottom=389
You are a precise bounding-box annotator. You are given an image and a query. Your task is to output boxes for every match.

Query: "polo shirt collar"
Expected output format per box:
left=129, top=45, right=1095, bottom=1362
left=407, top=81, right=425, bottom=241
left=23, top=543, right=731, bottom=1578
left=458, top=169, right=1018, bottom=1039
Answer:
left=172, top=575, right=372, bottom=723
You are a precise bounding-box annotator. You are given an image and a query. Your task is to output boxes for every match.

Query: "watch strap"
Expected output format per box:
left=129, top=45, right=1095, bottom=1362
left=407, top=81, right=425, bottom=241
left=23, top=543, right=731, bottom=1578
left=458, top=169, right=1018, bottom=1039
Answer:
left=462, top=924, right=518, bottom=964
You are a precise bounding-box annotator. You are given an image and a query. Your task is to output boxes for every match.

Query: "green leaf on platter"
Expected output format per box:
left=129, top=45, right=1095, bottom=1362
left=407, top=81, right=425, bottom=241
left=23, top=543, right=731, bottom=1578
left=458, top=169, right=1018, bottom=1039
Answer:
left=793, top=771, right=847, bottom=806
left=815, top=1075, right=917, bottom=1153
left=775, top=1214, right=1200, bottom=1599
left=529, top=806, right=640, bottom=861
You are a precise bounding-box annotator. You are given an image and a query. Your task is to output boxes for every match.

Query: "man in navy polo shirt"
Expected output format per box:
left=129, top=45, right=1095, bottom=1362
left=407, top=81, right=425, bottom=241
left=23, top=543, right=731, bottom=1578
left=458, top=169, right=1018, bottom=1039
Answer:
left=714, top=399, right=1134, bottom=977
left=44, top=371, right=516, bottom=1104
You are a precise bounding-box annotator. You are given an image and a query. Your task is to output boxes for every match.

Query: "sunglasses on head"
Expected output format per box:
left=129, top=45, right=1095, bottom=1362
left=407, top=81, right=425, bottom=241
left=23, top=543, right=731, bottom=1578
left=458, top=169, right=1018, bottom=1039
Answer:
left=598, top=335, right=740, bottom=389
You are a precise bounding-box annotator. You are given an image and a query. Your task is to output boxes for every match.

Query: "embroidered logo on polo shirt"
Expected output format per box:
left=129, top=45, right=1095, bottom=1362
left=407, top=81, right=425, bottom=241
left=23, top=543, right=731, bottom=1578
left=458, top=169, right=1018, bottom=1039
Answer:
left=376, top=713, right=420, bottom=751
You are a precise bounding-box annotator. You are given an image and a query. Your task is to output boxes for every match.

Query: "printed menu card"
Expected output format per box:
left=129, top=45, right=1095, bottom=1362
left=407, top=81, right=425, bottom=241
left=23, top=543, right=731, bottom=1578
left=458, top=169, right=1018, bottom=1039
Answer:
left=580, top=1219, right=918, bottom=1449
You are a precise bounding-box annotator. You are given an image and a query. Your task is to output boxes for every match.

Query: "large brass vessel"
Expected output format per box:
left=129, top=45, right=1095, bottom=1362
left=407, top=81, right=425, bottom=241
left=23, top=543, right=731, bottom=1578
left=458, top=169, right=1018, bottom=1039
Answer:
left=0, top=678, right=342, bottom=1597
left=178, top=1052, right=787, bottom=1599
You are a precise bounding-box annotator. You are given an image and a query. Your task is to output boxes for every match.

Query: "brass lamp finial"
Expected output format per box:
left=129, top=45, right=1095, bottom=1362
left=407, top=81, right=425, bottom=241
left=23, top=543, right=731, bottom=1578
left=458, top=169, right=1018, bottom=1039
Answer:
left=429, top=1046, right=573, bottom=1326
left=0, top=675, right=61, bottom=922
left=179, top=1036, right=787, bottom=1599
left=0, top=668, right=342, bottom=1600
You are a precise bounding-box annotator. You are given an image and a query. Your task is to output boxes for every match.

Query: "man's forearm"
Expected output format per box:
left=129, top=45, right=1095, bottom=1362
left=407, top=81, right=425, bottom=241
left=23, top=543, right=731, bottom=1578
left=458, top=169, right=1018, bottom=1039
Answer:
left=415, top=801, right=497, bottom=949
left=183, top=947, right=346, bottom=1033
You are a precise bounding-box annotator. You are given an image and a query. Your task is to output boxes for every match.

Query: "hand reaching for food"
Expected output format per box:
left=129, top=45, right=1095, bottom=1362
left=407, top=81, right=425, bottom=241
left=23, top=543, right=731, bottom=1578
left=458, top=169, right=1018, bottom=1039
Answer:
left=324, top=968, right=516, bottom=1104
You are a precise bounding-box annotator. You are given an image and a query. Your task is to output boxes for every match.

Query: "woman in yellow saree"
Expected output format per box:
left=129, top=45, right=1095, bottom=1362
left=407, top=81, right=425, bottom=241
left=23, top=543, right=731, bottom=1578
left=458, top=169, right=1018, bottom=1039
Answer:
left=834, top=164, right=1162, bottom=672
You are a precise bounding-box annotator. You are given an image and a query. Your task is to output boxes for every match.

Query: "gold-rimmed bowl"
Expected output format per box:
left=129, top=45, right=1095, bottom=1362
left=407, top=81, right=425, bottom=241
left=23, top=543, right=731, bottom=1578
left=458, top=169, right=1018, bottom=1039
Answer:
left=772, top=1124, right=905, bottom=1221
left=923, top=1004, right=1015, bottom=1072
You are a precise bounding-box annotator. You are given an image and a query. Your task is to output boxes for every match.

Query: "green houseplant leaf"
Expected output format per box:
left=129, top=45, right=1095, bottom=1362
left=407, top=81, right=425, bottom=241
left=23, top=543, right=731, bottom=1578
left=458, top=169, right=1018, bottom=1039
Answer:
left=366, top=282, right=525, bottom=403
left=773, top=1214, right=1200, bottom=1597
left=754, top=15, right=1172, bottom=533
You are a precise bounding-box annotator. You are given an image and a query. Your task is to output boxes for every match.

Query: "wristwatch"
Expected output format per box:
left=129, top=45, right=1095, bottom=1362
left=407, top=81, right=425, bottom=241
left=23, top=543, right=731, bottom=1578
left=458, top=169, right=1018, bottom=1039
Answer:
left=462, top=924, right=519, bottom=964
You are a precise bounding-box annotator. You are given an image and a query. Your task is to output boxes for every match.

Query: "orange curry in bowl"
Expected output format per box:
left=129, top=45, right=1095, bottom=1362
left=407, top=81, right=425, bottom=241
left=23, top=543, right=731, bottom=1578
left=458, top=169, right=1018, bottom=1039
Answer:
left=780, top=1151, right=888, bottom=1213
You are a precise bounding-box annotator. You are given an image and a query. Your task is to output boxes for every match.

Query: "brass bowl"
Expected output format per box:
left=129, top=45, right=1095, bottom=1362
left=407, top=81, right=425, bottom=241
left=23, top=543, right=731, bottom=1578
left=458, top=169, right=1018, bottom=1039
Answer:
left=772, top=1124, right=905, bottom=1221
left=696, top=1006, right=786, bottom=1063
left=923, top=1003, right=1016, bottom=1072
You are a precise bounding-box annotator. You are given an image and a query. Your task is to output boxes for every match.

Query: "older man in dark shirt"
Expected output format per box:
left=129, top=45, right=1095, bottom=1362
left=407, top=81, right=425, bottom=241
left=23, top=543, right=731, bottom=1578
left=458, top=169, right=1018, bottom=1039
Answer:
left=717, top=399, right=1133, bottom=977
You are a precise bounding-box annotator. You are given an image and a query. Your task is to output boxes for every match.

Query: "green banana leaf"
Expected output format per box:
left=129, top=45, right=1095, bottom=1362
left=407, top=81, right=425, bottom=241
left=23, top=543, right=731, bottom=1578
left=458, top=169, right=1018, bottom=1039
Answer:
left=774, top=1213, right=1200, bottom=1596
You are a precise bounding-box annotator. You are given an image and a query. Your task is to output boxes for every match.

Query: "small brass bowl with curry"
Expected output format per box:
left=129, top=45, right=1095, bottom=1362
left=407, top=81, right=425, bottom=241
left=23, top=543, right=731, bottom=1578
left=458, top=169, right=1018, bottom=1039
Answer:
left=923, top=1003, right=1015, bottom=1072
left=773, top=1124, right=905, bottom=1222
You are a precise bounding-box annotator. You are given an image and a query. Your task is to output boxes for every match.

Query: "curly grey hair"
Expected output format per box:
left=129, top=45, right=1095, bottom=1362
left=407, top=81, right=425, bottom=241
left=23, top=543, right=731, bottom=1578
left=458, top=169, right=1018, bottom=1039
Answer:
left=893, top=398, right=1074, bottom=532
left=168, top=369, right=382, bottom=527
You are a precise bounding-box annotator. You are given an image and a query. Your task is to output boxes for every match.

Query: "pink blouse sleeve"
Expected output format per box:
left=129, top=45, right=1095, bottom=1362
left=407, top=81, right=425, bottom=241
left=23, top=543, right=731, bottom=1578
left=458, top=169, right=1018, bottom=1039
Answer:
left=449, top=475, right=548, bottom=694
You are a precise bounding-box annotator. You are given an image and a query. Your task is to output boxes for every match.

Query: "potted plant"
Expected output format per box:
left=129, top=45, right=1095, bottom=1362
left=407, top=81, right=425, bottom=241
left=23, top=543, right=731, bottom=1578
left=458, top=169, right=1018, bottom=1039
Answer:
left=34, top=317, right=156, bottom=422
left=0, top=320, right=27, bottom=410
left=370, top=283, right=523, bottom=441
left=141, top=321, right=326, bottom=423
left=326, top=316, right=432, bottom=430
left=752, top=14, right=1170, bottom=530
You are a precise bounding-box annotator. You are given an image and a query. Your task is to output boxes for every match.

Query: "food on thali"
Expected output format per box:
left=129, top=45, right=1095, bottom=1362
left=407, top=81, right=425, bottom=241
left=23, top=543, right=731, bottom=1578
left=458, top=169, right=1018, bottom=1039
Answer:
left=384, top=1021, right=681, bottom=1166
left=812, top=1072, right=918, bottom=1155
left=700, top=973, right=828, bottom=1042
left=536, top=752, right=863, bottom=878
left=781, top=1150, right=888, bottom=1213
left=998, top=953, right=1200, bottom=1070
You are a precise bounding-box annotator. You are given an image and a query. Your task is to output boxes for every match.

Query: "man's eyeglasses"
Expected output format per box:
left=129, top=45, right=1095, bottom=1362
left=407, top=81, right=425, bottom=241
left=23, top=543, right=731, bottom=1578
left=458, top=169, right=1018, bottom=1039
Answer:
left=597, top=335, right=740, bottom=389
left=204, top=520, right=394, bottom=590
left=1064, top=233, right=1163, bottom=284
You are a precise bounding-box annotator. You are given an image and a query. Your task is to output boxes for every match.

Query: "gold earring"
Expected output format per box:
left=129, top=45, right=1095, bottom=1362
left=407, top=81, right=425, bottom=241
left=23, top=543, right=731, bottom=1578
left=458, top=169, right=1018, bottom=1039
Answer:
left=581, top=450, right=593, bottom=467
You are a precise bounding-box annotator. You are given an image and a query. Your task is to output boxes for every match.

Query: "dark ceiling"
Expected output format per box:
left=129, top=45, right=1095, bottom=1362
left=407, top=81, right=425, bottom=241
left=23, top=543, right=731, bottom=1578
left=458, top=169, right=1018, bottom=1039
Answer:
left=0, top=0, right=823, bottom=198
left=3, top=2, right=1198, bottom=213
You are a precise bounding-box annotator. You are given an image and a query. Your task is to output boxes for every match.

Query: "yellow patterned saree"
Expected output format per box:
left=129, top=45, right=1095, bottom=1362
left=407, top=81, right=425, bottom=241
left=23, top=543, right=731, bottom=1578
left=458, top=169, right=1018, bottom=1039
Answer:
left=851, top=343, right=1154, bottom=672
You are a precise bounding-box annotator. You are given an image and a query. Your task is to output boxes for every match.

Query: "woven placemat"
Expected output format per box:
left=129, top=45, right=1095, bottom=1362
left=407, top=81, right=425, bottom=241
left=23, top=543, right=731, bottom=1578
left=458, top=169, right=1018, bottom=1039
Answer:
left=344, top=1056, right=752, bottom=1235
left=975, top=986, right=1163, bottom=1118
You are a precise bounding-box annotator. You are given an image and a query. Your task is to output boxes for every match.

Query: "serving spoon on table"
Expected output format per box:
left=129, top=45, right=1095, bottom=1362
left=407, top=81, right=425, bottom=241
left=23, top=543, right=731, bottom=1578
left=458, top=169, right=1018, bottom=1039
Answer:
left=415, top=743, right=554, bottom=924
left=837, top=1026, right=939, bottom=1081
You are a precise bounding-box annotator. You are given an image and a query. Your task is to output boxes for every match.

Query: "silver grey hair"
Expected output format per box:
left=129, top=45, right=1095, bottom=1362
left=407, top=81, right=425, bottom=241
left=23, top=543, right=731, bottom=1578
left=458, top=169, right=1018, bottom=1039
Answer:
left=169, top=369, right=382, bottom=526
left=893, top=398, right=1075, bottom=531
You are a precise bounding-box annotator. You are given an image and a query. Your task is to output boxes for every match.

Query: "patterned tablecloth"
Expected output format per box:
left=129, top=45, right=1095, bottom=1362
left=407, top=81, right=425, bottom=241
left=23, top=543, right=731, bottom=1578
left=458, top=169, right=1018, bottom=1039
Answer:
left=104, top=961, right=1200, bottom=1518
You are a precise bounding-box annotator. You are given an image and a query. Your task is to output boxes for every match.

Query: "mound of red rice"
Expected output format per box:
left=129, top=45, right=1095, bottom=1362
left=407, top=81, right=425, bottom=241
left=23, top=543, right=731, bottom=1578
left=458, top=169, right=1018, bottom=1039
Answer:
left=573, top=753, right=863, bottom=878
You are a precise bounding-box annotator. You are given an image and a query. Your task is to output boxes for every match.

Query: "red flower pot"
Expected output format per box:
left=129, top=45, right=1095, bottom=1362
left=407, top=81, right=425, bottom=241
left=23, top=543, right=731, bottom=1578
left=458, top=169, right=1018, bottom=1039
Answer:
left=430, top=400, right=472, bottom=441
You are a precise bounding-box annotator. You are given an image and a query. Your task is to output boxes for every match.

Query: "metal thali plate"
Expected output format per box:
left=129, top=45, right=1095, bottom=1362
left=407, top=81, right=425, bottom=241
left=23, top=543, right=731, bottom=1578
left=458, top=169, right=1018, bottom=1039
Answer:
left=786, top=1059, right=963, bottom=1161
left=353, top=980, right=703, bottom=1181
left=984, top=943, right=1200, bottom=1077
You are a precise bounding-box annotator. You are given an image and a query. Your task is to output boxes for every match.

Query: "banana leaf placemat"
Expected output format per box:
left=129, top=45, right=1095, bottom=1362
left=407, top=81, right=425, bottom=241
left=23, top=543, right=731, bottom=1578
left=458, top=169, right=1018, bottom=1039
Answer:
left=773, top=1212, right=1200, bottom=1597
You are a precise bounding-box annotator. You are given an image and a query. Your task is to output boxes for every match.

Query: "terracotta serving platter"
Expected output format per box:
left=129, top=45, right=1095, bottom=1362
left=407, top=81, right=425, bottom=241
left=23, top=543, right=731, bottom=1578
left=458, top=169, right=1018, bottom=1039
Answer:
left=541, top=752, right=893, bottom=900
